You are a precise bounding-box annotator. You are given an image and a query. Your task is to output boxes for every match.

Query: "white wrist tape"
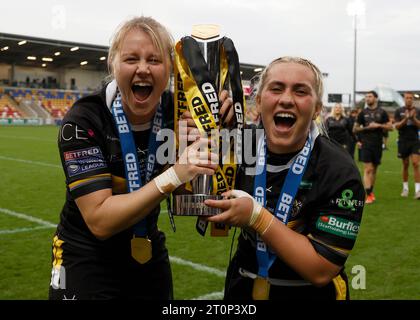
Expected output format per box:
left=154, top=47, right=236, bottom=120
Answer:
left=154, top=166, right=183, bottom=195
left=249, top=202, right=263, bottom=226
left=230, top=190, right=263, bottom=226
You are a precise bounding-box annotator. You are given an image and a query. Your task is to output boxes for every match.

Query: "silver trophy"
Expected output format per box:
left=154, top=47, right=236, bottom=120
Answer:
left=173, top=25, right=224, bottom=216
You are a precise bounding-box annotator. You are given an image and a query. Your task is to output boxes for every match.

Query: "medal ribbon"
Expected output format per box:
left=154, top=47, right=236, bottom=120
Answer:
left=253, top=131, right=314, bottom=278
left=111, top=92, right=163, bottom=237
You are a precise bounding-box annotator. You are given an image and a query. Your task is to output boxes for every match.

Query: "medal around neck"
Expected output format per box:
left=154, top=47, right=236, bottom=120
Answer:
left=252, top=276, right=271, bottom=300
left=131, top=236, right=152, bottom=264
left=111, top=92, right=160, bottom=262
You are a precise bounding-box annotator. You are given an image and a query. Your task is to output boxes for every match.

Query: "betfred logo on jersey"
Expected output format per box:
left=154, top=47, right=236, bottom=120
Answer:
left=316, top=215, right=360, bottom=240
left=64, top=147, right=106, bottom=177
left=64, top=147, right=102, bottom=161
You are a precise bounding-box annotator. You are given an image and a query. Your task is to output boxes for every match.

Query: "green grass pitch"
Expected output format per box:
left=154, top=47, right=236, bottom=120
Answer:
left=0, top=125, right=419, bottom=299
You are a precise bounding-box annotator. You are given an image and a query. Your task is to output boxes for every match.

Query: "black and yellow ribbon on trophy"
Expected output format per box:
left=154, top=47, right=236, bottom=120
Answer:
left=173, top=25, right=245, bottom=237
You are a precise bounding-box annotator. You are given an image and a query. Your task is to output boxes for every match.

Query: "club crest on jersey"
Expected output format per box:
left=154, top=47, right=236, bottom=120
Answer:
left=291, top=199, right=303, bottom=218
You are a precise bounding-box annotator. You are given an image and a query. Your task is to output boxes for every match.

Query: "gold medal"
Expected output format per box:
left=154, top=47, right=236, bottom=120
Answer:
left=131, top=236, right=152, bottom=264
left=252, top=276, right=270, bottom=300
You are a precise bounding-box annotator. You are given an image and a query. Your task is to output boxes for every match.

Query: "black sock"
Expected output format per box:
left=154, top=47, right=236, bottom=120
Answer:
left=366, top=188, right=372, bottom=195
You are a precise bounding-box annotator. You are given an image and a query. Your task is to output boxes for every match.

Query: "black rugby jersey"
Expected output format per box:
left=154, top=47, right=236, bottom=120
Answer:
left=56, top=85, right=173, bottom=251
left=394, top=106, right=420, bottom=141
left=356, top=107, right=389, bottom=146
left=235, top=130, right=365, bottom=281
left=325, top=116, right=352, bottom=146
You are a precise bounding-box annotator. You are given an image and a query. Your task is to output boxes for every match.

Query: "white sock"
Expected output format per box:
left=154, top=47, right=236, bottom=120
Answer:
left=415, top=183, right=420, bottom=193
left=403, top=182, right=409, bottom=191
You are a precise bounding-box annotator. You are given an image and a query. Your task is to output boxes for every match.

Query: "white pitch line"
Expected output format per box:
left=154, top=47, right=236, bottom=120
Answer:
left=383, top=170, right=398, bottom=175
left=160, top=210, right=227, bottom=279
left=1, top=155, right=228, bottom=298
left=160, top=209, right=226, bottom=278
left=0, top=225, right=52, bottom=235
left=169, top=256, right=226, bottom=278
left=0, top=207, right=56, bottom=227
left=192, top=290, right=224, bottom=300
left=0, top=207, right=227, bottom=281
left=0, top=134, right=55, bottom=142
left=0, top=155, right=61, bottom=168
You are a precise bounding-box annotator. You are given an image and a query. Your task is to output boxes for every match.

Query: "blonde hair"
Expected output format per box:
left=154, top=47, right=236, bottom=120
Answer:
left=330, top=103, right=345, bottom=118
left=256, top=56, right=324, bottom=106
left=107, top=16, right=174, bottom=78
left=254, top=56, right=327, bottom=136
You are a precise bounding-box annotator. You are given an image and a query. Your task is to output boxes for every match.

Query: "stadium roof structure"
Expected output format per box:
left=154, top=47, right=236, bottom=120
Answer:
left=0, top=32, right=265, bottom=80
left=0, top=33, right=108, bottom=71
left=239, top=62, right=266, bottom=82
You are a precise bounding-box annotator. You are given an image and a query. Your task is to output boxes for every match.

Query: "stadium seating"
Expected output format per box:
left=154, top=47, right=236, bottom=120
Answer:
left=0, top=94, right=24, bottom=118
left=2, top=87, right=90, bottom=119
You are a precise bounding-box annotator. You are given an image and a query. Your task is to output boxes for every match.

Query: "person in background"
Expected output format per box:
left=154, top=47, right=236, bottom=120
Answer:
left=353, top=90, right=393, bottom=204
left=324, top=103, right=353, bottom=154
left=245, top=104, right=260, bottom=124
left=205, top=56, right=365, bottom=300
left=393, top=91, right=420, bottom=199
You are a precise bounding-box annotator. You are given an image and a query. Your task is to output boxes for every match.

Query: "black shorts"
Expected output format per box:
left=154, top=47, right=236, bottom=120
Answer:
left=360, top=144, right=383, bottom=165
left=49, top=231, right=173, bottom=300
left=398, top=140, right=420, bottom=159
